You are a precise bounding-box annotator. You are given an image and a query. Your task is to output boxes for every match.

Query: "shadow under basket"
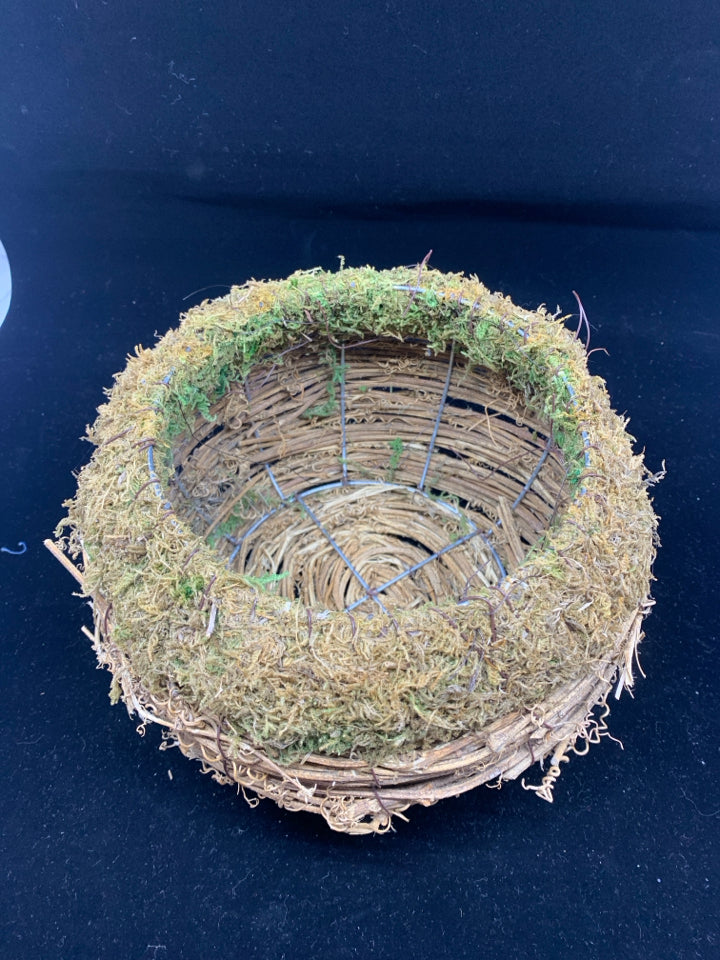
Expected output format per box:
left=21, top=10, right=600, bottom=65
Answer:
left=49, top=266, right=659, bottom=833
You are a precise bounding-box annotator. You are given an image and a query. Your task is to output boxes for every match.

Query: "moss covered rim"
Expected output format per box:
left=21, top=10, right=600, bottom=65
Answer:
left=58, top=264, right=658, bottom=765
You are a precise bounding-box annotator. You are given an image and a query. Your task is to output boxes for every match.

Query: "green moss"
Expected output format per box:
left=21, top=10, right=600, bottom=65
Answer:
left=303, top=382, right=338, bottom=420
left=175, top=575, right=205, bottom=603
left=206, top=510, right=245, bottom=547
left=386, top=437, right=404, bottom=481
left=242, top=571, right=290, bottom=592
left=302, top=351, right=346, bottom=420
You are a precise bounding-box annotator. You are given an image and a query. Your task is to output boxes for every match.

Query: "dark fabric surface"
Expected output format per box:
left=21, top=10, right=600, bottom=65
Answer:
left=1, top=3, right=718, bottom=959
left=2, top=1, right=720, bottom=224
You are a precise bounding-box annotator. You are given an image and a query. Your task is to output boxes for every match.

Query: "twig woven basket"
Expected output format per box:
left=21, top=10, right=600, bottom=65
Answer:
left=49, top=264, right=660, bottom=833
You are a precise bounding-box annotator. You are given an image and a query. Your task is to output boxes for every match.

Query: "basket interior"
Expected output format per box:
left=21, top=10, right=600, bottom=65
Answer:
left=167, top=338, right=569, bottom=613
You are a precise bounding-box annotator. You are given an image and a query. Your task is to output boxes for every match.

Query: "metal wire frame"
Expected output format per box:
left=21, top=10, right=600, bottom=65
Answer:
left=180, top=342, right=552, bottom=615
left=147, top=285, right=591, bottom=615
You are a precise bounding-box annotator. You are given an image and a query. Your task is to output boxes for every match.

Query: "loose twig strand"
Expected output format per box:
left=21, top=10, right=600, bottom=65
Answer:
left=572, top=290, right=591, bottom=351
left=44, top=539, right=83, bottom=583
left=48, top=264, right=660, bottom=833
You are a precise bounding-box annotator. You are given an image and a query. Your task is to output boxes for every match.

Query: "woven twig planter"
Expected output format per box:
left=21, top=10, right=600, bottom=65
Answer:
left=49, top=264, right=660, bottom=833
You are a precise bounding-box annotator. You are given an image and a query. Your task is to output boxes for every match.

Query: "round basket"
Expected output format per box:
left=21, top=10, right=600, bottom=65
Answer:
left=50, top=264, right=659, bottom=833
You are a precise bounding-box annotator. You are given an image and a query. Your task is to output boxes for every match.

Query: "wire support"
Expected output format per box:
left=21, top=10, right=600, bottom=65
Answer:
left=418, top=341, right=455, bottom=493
left=392, top=283, right=593, bottom=484
left=150, top=324, right=568, bottom=617
left=225, top=479, right=480, bottom=568
left=511, top=434, right=554, bottom=510
left=296, top=494, right=389, bottom=614
left=339, top=343, right=348, bottom=483
left=344, top=526, right=505, bottom=613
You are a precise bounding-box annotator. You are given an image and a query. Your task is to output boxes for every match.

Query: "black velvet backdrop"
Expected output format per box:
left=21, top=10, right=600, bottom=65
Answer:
left=1, top=3, right=718, bottom=959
